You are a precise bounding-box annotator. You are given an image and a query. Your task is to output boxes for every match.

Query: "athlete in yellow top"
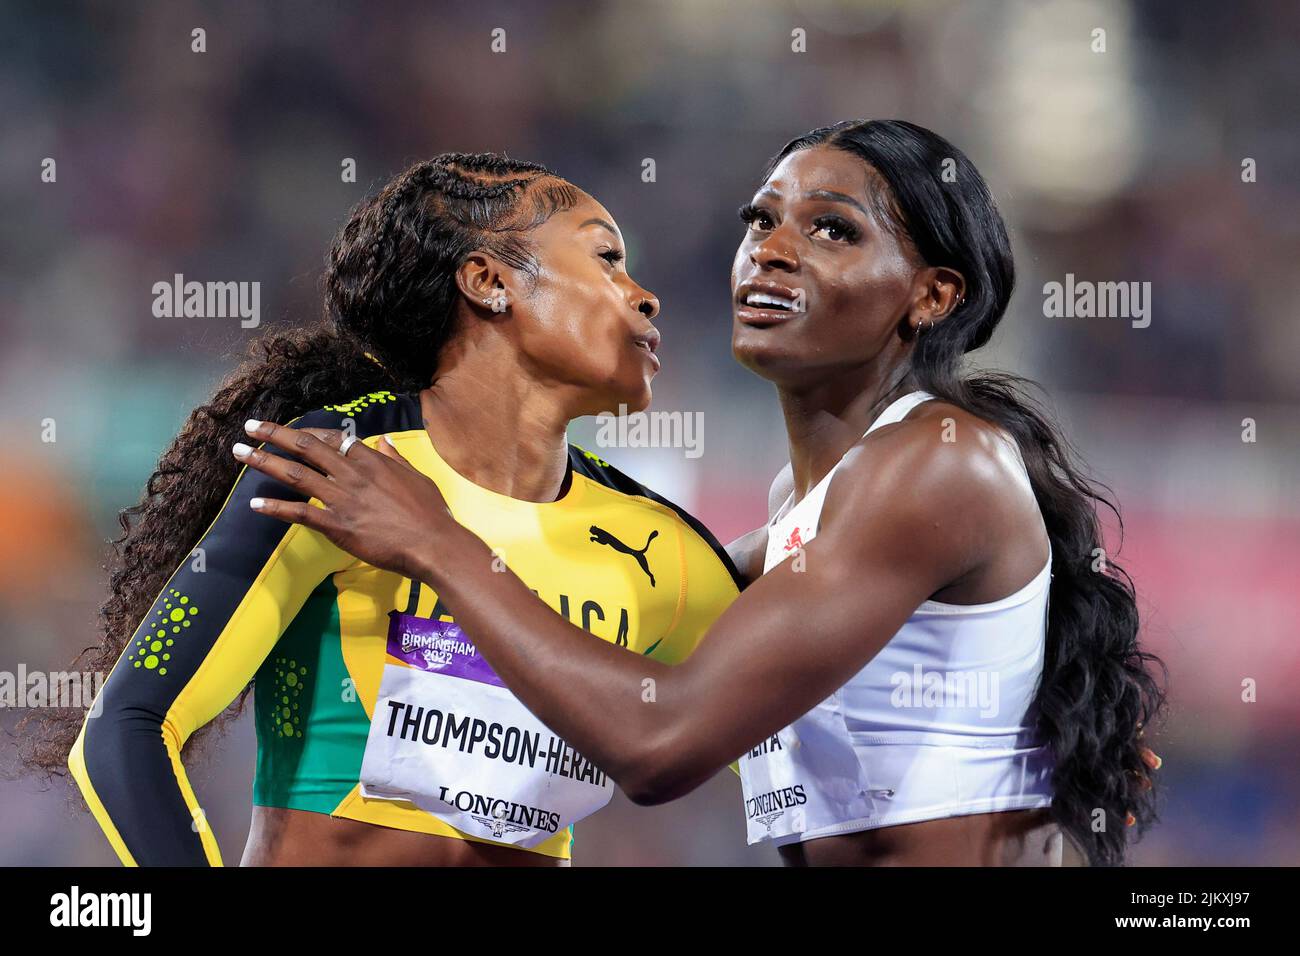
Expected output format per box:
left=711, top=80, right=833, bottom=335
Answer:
left=54, top=153, right=741, bottom=865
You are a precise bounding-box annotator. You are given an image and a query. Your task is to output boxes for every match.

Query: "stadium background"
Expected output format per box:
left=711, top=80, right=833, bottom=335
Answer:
left=1, top=0, right=1297, bottom=865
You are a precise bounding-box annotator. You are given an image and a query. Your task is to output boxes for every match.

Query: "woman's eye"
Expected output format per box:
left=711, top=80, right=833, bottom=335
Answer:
left=811, top=216, right=860, bottom=242
left=599, top=249, right=625, bottom=267
left=738, top=203, right=774, bottom=231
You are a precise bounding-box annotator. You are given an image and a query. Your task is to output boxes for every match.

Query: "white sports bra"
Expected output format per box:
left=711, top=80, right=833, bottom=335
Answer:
left=737, top=391, right=1055, bottom=846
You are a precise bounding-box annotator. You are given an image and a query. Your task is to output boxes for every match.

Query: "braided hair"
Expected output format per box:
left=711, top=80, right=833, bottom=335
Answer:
left=21, top=152, right=581, bottom=776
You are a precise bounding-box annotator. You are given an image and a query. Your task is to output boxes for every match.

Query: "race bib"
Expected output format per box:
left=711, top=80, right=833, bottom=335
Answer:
left=359, top=613, right=614, bottom=848
left=737, top=690, right=880, bottom=845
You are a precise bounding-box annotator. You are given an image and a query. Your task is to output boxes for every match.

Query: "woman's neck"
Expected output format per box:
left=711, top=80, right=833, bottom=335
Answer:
left=778, top=361, right=915, bottom=501
left=418, top=349, right=573, bottom=504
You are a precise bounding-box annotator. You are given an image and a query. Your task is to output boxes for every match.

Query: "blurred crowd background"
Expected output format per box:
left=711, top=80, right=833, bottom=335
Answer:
left=2, top=0, right=1297, bottom=865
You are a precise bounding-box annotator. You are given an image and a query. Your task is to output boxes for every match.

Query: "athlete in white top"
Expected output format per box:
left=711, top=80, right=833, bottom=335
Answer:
left=739, top=389, right=1055, bottom=849
left=234, top=120, right=1165, bottom=866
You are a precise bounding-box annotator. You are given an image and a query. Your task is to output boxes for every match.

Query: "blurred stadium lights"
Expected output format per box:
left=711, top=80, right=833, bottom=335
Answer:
left=789, top=0, right=908, bottom=35
left=931, top=0, right=1144, bottom=227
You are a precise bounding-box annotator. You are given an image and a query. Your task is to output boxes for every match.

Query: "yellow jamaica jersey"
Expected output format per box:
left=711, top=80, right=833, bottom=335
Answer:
left=68, top=390, right=742, bottom=865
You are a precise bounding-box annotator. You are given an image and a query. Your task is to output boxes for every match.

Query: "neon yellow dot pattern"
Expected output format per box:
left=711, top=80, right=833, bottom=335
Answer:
left=129, top=588, right=199, bottom=677
left=271, top=656, right=307, bottom=739
left=322, top=390, right=396, bottom=415
left=573, top=444, right=610, bottom=468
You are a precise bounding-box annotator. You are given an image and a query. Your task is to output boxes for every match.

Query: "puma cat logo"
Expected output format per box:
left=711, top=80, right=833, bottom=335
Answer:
left=589, top=526, right=658, bottom=587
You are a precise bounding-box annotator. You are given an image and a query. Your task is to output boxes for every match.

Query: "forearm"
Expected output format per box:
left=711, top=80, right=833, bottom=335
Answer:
left=412, top=525, right=715, bottom=800
left=69, top=703, right=220, bottom=866
left=410, top=519, right=908, bottom=803
left=69, top=443, right=338, bottom=865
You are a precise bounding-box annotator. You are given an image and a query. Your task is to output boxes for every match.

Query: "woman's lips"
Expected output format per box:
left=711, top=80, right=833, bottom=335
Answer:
left=734, top=303, right=802, bottom=327
left=632, top=338, right=661, bottom=371
left=734, top=281, right=805, bottom=327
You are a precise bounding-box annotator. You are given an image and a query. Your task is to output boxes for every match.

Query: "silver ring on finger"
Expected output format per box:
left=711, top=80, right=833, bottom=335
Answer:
left=339, top=434, right=359, bottom=458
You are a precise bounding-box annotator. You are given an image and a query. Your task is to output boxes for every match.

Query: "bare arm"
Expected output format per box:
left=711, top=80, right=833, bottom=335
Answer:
left=235, top=421, right=1000, bottom=804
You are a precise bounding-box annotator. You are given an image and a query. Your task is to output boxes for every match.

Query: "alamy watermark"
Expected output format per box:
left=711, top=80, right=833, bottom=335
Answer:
left=1042, top=273, right=1151, bottom=328
left=595, top=404, right=703, bottom=459
left=50, top=886, right=150, bottom=936
left=0, top=666, right=104, bottom=712
left=152, top=273, right=260, bottom=328
left=890, top=664, right=999, bottom=718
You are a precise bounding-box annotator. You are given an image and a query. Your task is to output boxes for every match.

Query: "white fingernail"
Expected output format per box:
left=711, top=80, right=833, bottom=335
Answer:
left=245, top=419, right=263, bottom=433
left=232, top=442, right=253, bottom=458
left=384, top=435, right=395, bottom=446
left=249, top=497, right=266, bottom=510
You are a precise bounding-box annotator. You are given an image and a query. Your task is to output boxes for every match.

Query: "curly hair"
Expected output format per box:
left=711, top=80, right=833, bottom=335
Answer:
left=19, top=151, right=580, bottom=779
left=762, top=120, right=1168, bottom=865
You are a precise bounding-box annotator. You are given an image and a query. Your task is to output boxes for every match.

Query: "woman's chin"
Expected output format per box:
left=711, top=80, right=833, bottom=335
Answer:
left=732, top=332, right=790, bottom=377
left=623, top=384, right=653, bottom=414
left=588, top=383, right=652, bottom=417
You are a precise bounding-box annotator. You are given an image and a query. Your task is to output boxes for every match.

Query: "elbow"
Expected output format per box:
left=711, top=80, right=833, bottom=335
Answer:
left=621, top=773, right=676, bottom=808
left=67, top=720, right=91, bottom=789
left=67, top=748, right=83, bottom=792
left=621, top=776, right=682, bottom=808
left=617, top=727, right=709, bottom=807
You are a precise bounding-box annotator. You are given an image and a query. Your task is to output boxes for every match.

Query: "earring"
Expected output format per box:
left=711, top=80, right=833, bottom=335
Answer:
left=916, top=317, right=932, bottom=334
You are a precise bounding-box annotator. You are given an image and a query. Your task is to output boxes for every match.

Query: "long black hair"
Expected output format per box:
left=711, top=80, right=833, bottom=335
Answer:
left=20, top=152, right=580, bottom=777
left=762, top=120, right=1166, bottom=865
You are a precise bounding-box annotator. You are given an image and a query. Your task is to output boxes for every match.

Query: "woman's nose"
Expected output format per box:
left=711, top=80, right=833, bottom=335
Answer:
left=634, top=287, right=660, bottom=319
left=751, top=233, right=798, bottom=271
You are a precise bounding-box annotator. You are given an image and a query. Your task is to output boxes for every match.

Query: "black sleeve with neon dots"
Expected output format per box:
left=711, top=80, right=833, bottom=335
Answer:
left=74, top=407, right=350, bottom=865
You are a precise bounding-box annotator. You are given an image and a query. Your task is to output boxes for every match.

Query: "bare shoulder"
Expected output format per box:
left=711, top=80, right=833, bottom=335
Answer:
left=866, top=400, right=1029, bottom=497
left=823, top=399, right=1038, bottom=554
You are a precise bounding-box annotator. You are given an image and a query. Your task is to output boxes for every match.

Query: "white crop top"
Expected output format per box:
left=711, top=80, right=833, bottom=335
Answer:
left=737, top=391, right=1055, bottom=846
